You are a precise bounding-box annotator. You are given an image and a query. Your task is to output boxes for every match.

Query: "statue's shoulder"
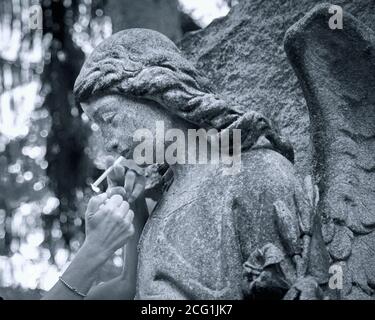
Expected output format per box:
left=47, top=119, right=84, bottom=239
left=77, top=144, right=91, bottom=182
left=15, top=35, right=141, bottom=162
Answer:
left=241, top=148, right=294, bottom=175
left=223, top=148, right=297, bottom=199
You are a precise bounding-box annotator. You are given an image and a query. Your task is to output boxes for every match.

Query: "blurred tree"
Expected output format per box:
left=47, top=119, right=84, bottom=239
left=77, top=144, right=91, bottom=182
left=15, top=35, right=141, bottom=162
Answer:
left=41, top=0, right=97, bottom=249
left=0, top=0, right=47, bottom=256
left=0, top=0, right=109, bottom=288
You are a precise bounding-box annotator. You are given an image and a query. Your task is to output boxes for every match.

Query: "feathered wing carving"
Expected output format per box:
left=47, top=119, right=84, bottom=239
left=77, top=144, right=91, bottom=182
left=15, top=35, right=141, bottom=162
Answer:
left=285, top=3, right=375, bottom=299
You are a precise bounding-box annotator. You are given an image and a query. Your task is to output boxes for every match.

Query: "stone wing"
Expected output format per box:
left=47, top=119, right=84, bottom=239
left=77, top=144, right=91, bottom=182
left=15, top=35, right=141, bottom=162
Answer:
left=285, top=4, right=375, bottom=299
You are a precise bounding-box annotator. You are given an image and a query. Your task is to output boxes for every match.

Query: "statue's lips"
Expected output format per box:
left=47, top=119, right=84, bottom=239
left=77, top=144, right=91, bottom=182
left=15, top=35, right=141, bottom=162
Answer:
left=120, top=148, right=131, bottom=159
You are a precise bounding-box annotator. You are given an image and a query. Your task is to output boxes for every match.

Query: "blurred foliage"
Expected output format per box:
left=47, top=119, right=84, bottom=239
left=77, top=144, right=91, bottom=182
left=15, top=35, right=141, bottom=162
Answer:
left=0, top=0, right=226, bottom=297
left=0, top=0, right=116, bottom=292
left=40, top=0, right=103, bottom=258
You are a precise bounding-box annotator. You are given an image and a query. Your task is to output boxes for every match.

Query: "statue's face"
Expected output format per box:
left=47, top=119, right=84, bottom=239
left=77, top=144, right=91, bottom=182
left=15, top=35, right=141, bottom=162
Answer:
left=81, top=94, right=175, bottom=159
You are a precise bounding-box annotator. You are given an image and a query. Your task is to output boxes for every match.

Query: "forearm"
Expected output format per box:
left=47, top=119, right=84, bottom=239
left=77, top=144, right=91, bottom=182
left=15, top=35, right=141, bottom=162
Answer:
left=122, top=235, right=139, bottom=294
left=43, top=242, right=110, bottom=300
left=119, top=197, right=148, bottom=296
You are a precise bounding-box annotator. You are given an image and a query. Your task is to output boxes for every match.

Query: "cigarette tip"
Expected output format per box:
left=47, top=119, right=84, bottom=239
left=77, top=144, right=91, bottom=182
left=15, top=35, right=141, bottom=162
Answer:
left=91, top=184, right=101, bottom=193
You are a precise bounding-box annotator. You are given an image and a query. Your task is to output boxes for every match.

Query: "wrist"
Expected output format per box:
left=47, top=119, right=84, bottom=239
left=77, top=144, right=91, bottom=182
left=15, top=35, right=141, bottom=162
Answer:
left=57, top=240, right=110, bottom=296
left=80, top=240, right=112, bottom=265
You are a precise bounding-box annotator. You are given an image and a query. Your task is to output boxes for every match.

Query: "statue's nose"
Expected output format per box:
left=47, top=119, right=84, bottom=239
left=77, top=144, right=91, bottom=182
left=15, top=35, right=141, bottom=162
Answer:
left=106, top=141, right=120, bottom=153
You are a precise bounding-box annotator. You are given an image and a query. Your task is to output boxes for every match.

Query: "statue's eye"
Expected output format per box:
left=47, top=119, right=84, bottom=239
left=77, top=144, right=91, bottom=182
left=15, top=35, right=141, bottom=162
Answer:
left=102, top=112, right=116, bottom=123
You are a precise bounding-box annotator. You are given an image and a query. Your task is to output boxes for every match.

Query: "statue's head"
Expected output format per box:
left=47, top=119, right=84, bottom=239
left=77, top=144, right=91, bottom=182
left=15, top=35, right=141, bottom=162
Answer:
left=74, top=28, right=293, bottom=162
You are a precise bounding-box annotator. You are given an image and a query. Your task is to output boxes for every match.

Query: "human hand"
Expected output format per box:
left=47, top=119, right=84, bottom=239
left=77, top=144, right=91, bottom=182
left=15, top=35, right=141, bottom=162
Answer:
left=103, top=157, right=148, bottom=284
left=84, top=193, right=134, bottom=259
left=105, top=156, right=146, bottom=205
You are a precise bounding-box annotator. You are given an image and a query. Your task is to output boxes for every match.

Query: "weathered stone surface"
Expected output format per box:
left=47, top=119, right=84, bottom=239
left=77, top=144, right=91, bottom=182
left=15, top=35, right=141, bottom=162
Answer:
left=321, top=220, right=335, bottom=244
left=306, top=213, right=330, bottom=284
left=136, top=149, right=302, bottom=299
left=327, top=226, right=353, bottom=261
left=179, top=1, right=375, bottom=299
left=284, top=3, right=375, bottom=298
left=242, top=243, right=292, bottom=299
left=274, top=200, right=301, bottom=256
left=180, top=0, right=375, bottom=178
left=346, top=234, right=375, bottom=298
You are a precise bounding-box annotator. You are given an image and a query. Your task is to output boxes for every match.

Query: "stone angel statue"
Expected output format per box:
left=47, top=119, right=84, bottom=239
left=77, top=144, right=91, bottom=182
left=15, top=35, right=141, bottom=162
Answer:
left=71, top=2, right=374, bottom=300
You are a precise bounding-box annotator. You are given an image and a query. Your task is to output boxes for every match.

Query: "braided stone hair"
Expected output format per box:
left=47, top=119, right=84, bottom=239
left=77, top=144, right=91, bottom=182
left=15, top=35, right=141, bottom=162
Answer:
left=74, top=29, right=293, bottom=162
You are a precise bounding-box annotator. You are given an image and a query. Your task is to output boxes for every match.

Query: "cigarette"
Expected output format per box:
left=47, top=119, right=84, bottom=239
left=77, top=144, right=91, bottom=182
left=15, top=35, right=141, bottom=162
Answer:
left=91, top=156, right=125, bottom=193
